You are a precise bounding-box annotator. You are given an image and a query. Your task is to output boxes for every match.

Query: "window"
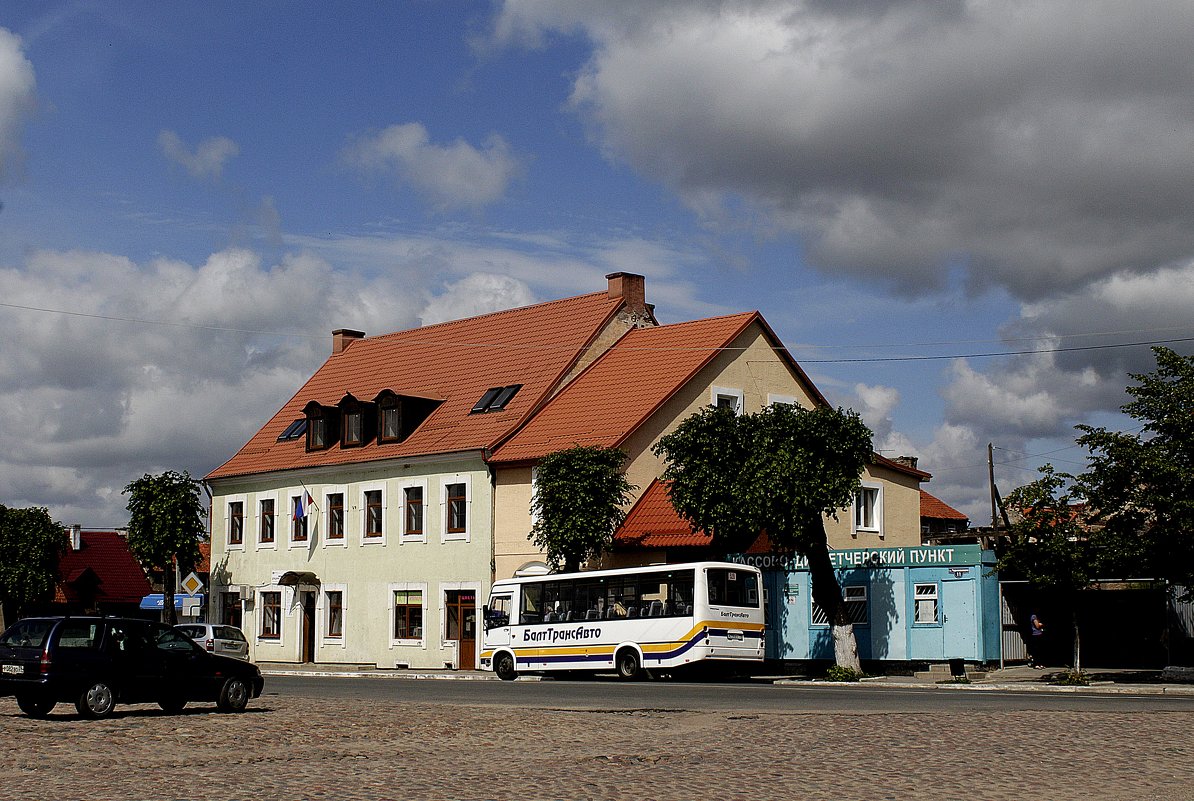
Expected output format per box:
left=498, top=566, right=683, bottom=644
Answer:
left=260, top=591, right=282, bottom=639
left=711, top=386, right=743, bottom=415
left=914, top=583, right=939, bottom=624
left=403, top=485, right=424, bottom=540
left=364, top=489, right=384, bottom=539
left=277, top=418, right=307, bottom=441
left=706, top=568, right=760, bottom=608
left=327, top=493, right=345, bottom=540
left=259, top=498, right=275, bottom=544
left=470, top=384, right=522, bottom=413
left=812, top=585, right=869, bottom=626
left=379, top=400, right=400, bottom=443
left=854, top=485, right=882, bottom=535
left=308, top=415, right=327, bottom=450
left=393, top=589, right=423, bottom=640
left=291, top=496, right=309, bottom=542
left=325, top=591, right=343, bottom=639
left=221, top=592, right=243, bottom=628
left=768, top=393, right=798, bottom=406
left=228, top=501, right=244, bottom=546
left=342, top=410, right=363, bottom=446
left=446, top=482, right=467, bottom=537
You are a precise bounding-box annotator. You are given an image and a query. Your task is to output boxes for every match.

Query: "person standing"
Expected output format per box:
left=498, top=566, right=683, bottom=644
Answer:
left=1028, top=612, right=1046, bottom=668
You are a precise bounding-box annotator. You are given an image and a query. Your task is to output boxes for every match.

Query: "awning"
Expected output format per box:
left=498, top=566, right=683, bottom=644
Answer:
left=277, top=571, right=320, bottom=587
left=139, top=593, right=205, bottom=610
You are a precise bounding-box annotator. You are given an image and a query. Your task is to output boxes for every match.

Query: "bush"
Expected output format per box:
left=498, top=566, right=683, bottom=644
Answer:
left=1049, top=669, right=1090, bottom=686
left=825, top=665, right=864, bottom=682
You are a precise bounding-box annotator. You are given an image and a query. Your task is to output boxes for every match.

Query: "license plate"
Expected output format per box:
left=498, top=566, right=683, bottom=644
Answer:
left=1, top=664, right=22, bottom=675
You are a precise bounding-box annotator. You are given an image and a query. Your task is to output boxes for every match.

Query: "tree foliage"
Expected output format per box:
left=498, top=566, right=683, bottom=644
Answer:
left=529, top=446, right=636, bottom=573
left=124, top=470, right=206, bottom=624
left=1075, top=346, right=1194, bottom=592
left=0, top=505, right=65, bottom=625
left=654, top=403, right=873, bottom=669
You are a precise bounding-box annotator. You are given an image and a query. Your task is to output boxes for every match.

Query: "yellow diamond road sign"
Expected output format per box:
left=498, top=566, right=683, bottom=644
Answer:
left=180, top=571, right=204, bottom=596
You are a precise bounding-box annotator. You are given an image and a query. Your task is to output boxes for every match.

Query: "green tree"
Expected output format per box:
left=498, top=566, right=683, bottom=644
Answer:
left=0, top=506, right=65, bottom=627
left=654, top=403, right=873, bottom=670
left=529, top=445, right=636, bottom=572
left=996, top=465, right=1096, bottom=672
left=124, top=470, right=206, bottom=625
left=1075, top=347, right=1194, bottom=594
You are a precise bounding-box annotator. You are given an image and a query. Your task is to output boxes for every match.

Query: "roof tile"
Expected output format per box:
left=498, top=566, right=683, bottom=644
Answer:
left=55, top=531, right=151, bottom=605
left=920, top=489, right=968, bottom=521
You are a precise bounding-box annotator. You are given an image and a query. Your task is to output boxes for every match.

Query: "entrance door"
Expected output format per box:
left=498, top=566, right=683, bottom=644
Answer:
left=942, top=580, right=977, bottom=660
left=446, top=590, right=477, bottom=669
left=301, top=591, right=316, bottom=663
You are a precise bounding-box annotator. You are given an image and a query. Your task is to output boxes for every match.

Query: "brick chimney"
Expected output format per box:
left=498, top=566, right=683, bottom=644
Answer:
left=606, top=272, right=646, bottom=312
left=893, top=455, right=919, bottom=470
left=332, top=329, right=365, bottom=355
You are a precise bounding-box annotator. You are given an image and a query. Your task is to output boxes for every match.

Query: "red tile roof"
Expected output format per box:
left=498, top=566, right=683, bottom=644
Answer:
left=54, top=530, right=151, bottom=605
left=920, top=490, right=968, bottom=521
left=196, top=542, right=211, bottom=574
left=614, top=479, right=712, bottom=548
left=208, top=291, right=624, bottom=480
left=493, top=311, right=824, bottom=463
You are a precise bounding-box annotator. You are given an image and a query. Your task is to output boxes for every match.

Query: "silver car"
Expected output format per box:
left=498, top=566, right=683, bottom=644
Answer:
left=174, top=624, right=250, bottom=661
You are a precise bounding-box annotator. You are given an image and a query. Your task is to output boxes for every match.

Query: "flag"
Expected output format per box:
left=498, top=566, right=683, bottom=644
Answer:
left=294, top=490, right=314, bottom=520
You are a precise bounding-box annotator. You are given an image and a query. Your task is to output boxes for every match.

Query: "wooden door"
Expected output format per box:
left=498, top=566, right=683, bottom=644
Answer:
left=301, top=591, right=316, bottom=663
left=446, top=590, right=477, bottom=669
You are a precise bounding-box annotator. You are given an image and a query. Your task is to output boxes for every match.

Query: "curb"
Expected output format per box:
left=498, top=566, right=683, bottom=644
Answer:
left=773, top=679, right=1194, bottom=695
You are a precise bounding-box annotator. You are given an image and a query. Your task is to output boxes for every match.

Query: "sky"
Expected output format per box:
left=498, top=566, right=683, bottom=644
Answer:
left=2, top=1, right=1193, bottom=528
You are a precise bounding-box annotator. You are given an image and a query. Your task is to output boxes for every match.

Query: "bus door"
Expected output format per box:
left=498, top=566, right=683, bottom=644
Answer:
left=483, top=590, right=513, bottom=651
left=705, top=567, right=759, bottom=649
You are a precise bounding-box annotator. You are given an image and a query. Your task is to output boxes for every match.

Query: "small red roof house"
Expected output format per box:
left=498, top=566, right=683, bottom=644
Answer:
left=53, top=527, right=151, bottom=616
left=920, top=489, right=970, bottom=542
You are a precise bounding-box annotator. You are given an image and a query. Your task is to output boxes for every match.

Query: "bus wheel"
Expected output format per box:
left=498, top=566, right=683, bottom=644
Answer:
left=495, top=652, right=517, bottom=681
left=616, top=648, right=642, bottom=681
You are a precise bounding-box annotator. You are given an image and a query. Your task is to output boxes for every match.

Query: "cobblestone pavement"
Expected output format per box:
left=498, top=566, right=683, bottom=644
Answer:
left=3, top=693, right=1192, bottom=801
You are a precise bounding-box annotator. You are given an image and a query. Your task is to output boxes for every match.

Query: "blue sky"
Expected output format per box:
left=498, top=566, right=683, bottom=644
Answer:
left=2, top=1, right=1193, bottom=527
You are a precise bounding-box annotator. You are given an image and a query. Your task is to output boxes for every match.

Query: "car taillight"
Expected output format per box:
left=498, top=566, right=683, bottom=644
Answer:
left=40, top=649, right=51, bottom=674
left=205, top=638, right=214, bottom=651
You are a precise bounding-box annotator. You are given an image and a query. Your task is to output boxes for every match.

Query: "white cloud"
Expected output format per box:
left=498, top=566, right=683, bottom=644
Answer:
left=0, top=27, right=36, bottom=182
left=158, top=129, right=240, bottom=180
left=493, top=0, right=1194, bottom=300
left=420, top=273, right=536, bottom=326
left=344, top=122, right=522, bottom=211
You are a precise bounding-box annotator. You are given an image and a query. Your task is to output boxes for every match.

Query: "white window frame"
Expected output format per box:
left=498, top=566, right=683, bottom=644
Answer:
left=389, top=581, right=427, bottom=648
left=360, top=482, right=387, bottom=546
left=914, top=583, right=940, bottom=625
left=225, top=495, right=246, bottom=551
left=288, top=491, right=312, bottom=549
left=852, top=483, right=883, bottom=537
left=255, top=492, right=278, bottom=551
left=319, top=584, right=348, bottom=649
left=323, top=485, right=348, bottom=548
left=398, top=479, right=428, bottom=544
left=440, top=475, right=472, bottom=543
left=256, top=586, right=287, bottom=646
left=711, top=386, right=744, bottom=415
left=767, top=393, right=798, bottom=407
left=810, top=585, right=868, bottom=627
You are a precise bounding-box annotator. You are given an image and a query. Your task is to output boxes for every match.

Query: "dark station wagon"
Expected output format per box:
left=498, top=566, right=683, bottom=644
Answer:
left=0, top=616, right=264, bottom=719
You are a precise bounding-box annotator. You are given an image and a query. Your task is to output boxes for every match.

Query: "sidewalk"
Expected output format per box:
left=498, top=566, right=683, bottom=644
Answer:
left=257, top=660, right=1194, bottom=694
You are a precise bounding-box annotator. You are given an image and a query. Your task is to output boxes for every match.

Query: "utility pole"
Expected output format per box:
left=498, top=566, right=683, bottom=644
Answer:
left=988, top=442, right=998, bottom=528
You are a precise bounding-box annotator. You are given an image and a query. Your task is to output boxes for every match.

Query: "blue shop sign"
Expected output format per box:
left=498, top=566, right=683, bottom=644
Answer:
left=139, top=593, right=204, bottom=610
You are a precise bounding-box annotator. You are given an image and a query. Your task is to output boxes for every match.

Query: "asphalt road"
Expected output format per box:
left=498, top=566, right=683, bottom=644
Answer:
left=266, top=673, right=1194, bottom=713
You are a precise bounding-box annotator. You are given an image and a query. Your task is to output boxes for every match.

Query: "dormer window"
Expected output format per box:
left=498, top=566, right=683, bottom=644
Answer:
left=470, top=384, right=522, bottom=414
left=336, top=394, right=374, bottom=448
left=343, top=409, right=363, bottom=446
left=378, top=396, right=401, bottom=443
left=374, top=390, right=442, bottom=444
left=303, top=401, right=337, bottom=452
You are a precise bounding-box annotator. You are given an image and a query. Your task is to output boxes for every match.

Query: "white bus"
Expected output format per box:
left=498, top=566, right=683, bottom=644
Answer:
left=479, top=561, right=764, bottom=680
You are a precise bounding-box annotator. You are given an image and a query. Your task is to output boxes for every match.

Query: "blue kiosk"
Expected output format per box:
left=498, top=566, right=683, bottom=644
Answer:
left=733, top=544, right=1001, bottom=665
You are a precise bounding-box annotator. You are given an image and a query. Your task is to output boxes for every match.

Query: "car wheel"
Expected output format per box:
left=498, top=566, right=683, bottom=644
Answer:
left=494, top=652, right=517, bottom=681
left=75, top=680, right=116, bottom=719
left=16, top=693, right=55, bottom=718
left=216, top=676, right=249, bottom=713
left=615, top=648, right=643, bottom=681
left=158, top=695, right=187, bottom=714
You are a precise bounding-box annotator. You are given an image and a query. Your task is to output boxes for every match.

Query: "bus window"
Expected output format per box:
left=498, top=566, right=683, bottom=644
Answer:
left=521, top=584, right=543, bottom=625
left=707, top=567, right=760, bottom=608
left=485, top=594, right=511, bottom=630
